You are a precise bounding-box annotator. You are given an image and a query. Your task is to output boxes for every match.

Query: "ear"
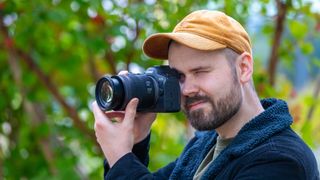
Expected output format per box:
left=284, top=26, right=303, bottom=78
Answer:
left=237, top=52, right=253, bottom=84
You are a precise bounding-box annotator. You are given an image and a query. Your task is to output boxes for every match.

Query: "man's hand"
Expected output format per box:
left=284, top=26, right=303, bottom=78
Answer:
left=92, top=98, right=156, bottom=167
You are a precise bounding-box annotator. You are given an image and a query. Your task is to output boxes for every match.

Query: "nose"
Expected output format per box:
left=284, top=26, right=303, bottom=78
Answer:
left=180, top=77, right=199, bottom=97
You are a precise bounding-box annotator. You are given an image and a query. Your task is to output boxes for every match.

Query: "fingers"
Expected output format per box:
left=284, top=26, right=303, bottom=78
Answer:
left=92, top=99, right=138, bottom=126
left=92, top=101, right=113, bottom=128
left=118, top=70, right=129, bottom=75
left=92, top=101, right=107, bottom=122
left=123, top=98, right=139, bottom=127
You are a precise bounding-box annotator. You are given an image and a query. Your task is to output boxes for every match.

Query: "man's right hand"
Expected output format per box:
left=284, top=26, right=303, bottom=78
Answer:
left=114, top=70, right=157, bottom=143
left=92, top=70, right=157, bottom=167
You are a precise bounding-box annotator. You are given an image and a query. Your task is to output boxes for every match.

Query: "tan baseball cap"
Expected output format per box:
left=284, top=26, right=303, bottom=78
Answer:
left=143, top=10, right=252, bottom=60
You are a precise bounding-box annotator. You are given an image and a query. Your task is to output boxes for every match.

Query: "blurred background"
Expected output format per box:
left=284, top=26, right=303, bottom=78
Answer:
left=0, top=0, right=320, bottom=179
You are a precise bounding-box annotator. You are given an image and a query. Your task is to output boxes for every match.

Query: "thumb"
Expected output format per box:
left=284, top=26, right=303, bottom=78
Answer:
left=123, top=98, right=139, bottom=126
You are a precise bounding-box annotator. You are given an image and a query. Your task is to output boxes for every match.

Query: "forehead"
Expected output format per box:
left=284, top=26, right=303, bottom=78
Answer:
left=168, top=42, right=227, bottom=71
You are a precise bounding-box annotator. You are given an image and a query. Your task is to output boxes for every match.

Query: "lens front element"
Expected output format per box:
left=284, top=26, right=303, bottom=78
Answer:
left=95, top=76, right=124, bottom=111
left=101, top=81, right=113, bottom=103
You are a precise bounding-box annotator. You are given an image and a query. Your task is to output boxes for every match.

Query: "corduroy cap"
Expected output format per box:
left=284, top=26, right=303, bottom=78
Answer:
left=143, top=10, right=252, bottom=60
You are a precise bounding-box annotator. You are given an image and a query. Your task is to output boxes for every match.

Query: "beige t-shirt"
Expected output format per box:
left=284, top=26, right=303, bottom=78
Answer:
left=193, top=136, right=234, bottom=180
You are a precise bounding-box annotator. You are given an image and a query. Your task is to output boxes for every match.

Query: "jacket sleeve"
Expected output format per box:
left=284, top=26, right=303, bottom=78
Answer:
left=103, top=134, right=176, bottom=179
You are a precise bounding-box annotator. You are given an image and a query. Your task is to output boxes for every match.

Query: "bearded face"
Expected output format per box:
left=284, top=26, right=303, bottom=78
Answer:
left=182, top=59, right=242, bottom=131
left=182, top=79, right=242, bottom=131
left=168, top=42, right=243, bottom=131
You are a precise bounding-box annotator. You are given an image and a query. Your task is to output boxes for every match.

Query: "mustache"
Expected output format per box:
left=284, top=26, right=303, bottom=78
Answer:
left=184, top=95, right=211, bottom=107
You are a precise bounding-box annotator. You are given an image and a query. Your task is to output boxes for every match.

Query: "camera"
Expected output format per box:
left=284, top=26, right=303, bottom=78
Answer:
left=95, top=65, right=181, bottom=112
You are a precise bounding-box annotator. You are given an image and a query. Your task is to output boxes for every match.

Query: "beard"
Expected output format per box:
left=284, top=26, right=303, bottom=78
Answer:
left=183, top=82, right=242, bottom=131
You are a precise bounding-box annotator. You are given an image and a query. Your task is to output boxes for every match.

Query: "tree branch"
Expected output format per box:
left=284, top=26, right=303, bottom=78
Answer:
left=6, top=42, right=58, bottom=175
left=15, top=48, right=98, bottom=145
left=88, top=53, right=101, bottom=82
left=105, top=46, right=117, bottom=74
left=306, top=76, right=320, bottom=121
left=267, top=0, right=289, bottom=86
left=0, top=16, right=99, bottom=148
left=126, top=19, right=141, bottom=69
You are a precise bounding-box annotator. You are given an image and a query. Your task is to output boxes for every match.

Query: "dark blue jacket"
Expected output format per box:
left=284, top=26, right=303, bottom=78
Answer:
left=104, top=98, right=319, bottom=179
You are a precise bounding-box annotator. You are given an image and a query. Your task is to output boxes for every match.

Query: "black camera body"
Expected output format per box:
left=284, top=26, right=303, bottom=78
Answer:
left=95, top=65, right=181, bottom=112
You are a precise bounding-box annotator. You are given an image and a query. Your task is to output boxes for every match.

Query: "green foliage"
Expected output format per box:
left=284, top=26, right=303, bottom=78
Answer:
left=0, top=0, right=319, bottom=179
left=149, top=112, right=187, bottom=171
left=289, top=20, right=308, bottom=39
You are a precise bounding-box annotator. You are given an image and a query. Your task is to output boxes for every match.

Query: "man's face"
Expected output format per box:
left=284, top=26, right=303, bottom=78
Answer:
left=168, top=42, right=242, bottom=131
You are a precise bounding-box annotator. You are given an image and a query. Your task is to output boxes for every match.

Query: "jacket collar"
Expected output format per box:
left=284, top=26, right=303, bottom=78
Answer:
left=170, top=98, right=293, bottom=179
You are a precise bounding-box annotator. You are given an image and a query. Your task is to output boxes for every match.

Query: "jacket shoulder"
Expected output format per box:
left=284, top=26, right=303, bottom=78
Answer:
left=233, top=128, right=319, bottom=179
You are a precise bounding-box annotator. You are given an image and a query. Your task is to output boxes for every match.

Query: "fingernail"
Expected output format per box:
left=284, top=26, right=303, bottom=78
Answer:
left=133, top=98, right=139, bottom=104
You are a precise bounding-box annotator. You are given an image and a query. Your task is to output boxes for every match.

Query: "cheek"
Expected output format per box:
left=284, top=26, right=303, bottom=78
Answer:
left=199, top=75, right=231, bottom=97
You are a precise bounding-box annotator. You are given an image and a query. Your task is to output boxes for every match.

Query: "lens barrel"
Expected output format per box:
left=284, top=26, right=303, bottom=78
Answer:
left=95, top=74, right=158, bottom=111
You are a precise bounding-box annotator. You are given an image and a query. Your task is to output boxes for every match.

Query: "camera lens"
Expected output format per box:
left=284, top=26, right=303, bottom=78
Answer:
left=95, top=76, right=124, bottom=111
left=95, top=74, right=158, bottom=111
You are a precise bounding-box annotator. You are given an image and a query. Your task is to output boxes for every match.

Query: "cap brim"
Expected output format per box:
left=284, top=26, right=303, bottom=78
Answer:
left=143, top=32, right=226, bottom=60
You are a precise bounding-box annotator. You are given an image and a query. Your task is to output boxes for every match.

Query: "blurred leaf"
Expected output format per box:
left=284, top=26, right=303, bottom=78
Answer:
left=11, top=92, right=22, bottom=110
left=288, top=20, right=308, bottom=39
left=300, top=41, right=314, bottom=55
left=301, top=121, right=315, bottom=148
left=311, top=57, right=320, bottom=68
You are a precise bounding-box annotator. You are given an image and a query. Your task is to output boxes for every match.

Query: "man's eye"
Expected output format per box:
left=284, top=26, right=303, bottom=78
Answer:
left=178, top=74, right=185, bottom=83
left=195, top=70, right=207, bottom=74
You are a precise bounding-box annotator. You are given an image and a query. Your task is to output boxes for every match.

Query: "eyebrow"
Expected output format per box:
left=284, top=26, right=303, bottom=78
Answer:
left=171, top=66, right=210, bottom=76
left=189, top=66, right=210, bottom=73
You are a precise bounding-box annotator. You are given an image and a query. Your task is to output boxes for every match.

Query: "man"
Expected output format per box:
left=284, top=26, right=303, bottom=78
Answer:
left=92, top=10, right=319, bottom=179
